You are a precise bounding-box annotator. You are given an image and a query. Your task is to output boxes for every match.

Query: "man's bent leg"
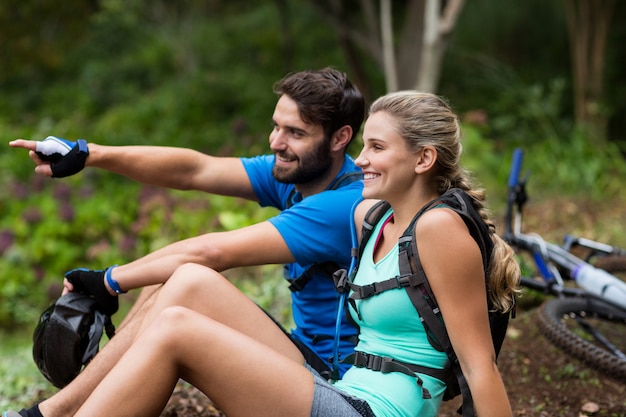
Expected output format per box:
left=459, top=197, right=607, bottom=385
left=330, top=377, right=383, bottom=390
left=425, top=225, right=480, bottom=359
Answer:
left=37, top=263, right=303, bottom=416
left=116, top=284, right=160, bottom=330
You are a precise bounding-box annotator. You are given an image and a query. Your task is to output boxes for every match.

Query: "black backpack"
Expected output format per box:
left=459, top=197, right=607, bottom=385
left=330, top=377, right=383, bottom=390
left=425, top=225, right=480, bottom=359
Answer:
left=334, top=188, right=512, bottom=417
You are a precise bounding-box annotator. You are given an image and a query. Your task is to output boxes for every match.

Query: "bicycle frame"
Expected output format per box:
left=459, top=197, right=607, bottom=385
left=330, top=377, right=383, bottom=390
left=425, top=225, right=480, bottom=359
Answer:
left=502, top=149, right=626, bottom=372
left=503, top=148, right=626, bottom=310
left=563, top=234, right=626, bottom=258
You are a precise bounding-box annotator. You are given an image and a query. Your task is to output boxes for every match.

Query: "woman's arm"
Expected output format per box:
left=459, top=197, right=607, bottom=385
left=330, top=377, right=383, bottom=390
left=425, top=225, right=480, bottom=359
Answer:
left=416, top=208, right=513, bottom=417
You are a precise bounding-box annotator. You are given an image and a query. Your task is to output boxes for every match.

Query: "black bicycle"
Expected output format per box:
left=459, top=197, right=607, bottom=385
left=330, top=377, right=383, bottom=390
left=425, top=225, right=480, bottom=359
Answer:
left=503, top=148, right=626, bottom=381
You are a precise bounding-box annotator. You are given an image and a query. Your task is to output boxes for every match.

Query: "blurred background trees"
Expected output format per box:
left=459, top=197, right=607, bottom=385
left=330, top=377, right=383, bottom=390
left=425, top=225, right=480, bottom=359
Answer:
left=563, top=0, right=616, bottom=143
left=1, top=0, right=624, bottom=149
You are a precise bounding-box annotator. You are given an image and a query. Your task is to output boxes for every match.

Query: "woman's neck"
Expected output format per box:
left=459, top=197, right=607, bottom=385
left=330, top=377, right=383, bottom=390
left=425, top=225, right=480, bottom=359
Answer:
left=386, top=191, right=440, bottom=230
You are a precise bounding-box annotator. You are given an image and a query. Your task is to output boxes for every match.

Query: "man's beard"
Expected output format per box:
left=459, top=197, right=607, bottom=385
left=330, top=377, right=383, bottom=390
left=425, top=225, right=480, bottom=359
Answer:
left=272, top=140, right=332, bottom=185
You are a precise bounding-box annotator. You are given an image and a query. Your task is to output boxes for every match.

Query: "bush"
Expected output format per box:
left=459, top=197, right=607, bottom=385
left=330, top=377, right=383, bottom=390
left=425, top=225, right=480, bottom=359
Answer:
left=0, top=164, right=276, bottom=328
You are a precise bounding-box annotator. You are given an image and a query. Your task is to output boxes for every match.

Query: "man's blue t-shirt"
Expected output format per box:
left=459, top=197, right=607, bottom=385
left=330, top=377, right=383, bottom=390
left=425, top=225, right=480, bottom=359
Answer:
left=242, top=154, right=362, bottom=375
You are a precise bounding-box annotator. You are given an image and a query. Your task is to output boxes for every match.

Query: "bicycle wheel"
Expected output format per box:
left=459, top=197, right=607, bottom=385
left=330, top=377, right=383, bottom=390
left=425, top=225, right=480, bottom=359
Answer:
left=537, top=297, right=626, bottom=381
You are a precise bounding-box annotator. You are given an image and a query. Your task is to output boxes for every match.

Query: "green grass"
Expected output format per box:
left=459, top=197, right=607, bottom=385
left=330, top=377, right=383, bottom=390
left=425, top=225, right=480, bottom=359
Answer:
left=0, top=328, right=53, bottom=410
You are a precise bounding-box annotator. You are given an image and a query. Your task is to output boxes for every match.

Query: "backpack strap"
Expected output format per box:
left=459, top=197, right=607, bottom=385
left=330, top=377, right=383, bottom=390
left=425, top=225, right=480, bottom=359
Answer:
left=400, top=189, right=495, bottom=417
left=285, top=171, right=362, bottom=293
left=336, top=189, right=498, bottom=417
left=288, top=262, right=342, bottom=292
left=328, top=171, right=364, bottom=191
left=355, top=200, right=391, bottom=259
left=332, top=200, right=392, bottom=321
left=341, top=351, right=450, bottom=400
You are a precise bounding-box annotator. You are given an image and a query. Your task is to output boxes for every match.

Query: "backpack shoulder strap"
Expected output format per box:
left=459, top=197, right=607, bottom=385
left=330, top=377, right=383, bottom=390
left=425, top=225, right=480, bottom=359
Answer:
left=329, top=171, right=364, bottom=190
left=332, top=200, right=397, bottom=322
left=286, top=171, right=363, bottom=292
left=356, top=200, right=391, bottom=260
left=400, top=188, right=494, bottom=417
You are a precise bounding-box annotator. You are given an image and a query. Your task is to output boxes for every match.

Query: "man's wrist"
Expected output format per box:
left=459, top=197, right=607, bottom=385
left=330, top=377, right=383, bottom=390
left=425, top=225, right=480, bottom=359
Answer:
left=82, top=142, right=102, bottom=168
left=105, top=265, right=126, bottom=295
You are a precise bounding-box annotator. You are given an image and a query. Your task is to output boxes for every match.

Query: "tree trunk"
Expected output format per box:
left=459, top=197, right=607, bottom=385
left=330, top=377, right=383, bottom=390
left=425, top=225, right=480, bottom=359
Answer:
left=416, top=0, right=465, bottom=93
left=563, top=0, right=615, bottom=143
left=307, top=0, right=463, bottom=96
left=380, top=0, right=398, bottom=92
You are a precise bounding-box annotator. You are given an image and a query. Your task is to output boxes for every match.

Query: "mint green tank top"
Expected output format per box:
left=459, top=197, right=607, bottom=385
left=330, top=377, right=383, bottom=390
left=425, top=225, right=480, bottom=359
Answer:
left=333, top=208, right=448, bottom=417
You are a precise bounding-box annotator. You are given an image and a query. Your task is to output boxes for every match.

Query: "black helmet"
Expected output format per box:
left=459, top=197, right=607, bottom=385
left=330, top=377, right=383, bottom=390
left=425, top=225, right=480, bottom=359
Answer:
left=33, top=292, right=116, bottom=388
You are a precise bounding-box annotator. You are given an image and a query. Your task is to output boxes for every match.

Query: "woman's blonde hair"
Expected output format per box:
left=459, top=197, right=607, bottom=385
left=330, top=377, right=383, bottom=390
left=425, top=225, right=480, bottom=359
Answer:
left=369, top=91, right=520, bottom=312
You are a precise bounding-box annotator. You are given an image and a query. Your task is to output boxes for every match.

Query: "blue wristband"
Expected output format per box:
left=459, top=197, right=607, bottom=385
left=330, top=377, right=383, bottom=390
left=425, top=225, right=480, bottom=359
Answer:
left=105, top=265, right=126, bottom=294
left=77, top=139, right=89, bottom=154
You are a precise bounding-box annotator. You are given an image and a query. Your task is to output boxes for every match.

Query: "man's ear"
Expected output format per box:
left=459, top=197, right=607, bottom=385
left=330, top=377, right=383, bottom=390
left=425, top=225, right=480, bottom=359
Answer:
left=415, top=146, right=437, bottom=174
left=331, top=125, right=353, bottom=151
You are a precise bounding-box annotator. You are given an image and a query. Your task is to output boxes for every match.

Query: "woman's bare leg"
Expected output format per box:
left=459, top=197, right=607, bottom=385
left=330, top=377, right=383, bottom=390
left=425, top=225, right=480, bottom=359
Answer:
left=75, top=306, right=315, bottom=417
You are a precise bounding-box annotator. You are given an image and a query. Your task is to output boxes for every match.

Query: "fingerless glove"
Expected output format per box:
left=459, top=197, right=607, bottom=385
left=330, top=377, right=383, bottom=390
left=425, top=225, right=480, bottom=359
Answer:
left=35, top=136, right=89, bottom=178
left=64, top=268, right=119, bottom=316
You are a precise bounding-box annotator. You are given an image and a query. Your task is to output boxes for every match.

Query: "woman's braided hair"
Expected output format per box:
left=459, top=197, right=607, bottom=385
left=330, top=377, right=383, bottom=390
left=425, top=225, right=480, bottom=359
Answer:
left=369, top=91, right=520, bottom=312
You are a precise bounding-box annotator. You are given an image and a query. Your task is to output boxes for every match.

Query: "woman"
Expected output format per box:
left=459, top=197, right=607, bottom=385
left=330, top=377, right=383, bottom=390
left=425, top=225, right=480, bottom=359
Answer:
left=21, top=91, right=518, bottom=417
left=334, top=91, right=520, bottom=416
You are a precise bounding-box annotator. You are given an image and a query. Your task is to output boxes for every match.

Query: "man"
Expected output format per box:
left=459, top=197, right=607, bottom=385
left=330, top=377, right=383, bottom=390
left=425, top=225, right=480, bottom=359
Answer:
left=7, top=68, right=364, bottom=417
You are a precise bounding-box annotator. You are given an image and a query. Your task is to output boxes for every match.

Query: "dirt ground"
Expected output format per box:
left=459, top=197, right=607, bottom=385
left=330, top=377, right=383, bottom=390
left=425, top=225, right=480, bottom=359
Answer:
left=159, top=305, right=625, bottom=417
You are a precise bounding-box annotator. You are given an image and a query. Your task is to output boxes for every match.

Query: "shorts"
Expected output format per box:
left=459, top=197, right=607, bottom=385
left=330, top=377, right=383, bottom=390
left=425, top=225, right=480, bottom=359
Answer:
left=310, top=374, right=375, bottom=417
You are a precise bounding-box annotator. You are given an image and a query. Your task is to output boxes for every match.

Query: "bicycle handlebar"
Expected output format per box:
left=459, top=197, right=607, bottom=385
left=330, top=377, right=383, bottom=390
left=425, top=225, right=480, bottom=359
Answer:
left=504, top=148, right=526, bottom=236
left=507, top=148, right=524, bottom=188
left=505, top=148, right=584, bottom=275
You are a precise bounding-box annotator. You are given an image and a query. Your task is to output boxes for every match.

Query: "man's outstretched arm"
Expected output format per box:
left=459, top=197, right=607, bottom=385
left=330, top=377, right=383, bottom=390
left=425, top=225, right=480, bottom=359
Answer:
left=9, top=138, right=258, bottom=200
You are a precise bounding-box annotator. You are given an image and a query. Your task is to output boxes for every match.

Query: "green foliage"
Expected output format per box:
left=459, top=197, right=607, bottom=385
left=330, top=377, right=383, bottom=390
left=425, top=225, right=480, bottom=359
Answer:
left=509, top=134, right=626, bottom=201
left=0, top=329, right=54, bottom=411
left=459, top=123, right=505, bottom=196
left=0, top=165, right=277, bottom=328
left=455, top=61, right=626, bottom=203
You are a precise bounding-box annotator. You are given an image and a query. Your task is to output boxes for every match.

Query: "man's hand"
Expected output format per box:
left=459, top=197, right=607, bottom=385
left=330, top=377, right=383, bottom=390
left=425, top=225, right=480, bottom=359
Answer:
left=9, top=136, right=89, bottom=178
left=64, top=268, right=119, bottom=316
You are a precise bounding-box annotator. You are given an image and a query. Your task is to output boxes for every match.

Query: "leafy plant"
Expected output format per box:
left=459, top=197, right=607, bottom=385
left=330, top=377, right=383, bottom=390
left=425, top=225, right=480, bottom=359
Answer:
left=0, top=166, right=277, bottom=328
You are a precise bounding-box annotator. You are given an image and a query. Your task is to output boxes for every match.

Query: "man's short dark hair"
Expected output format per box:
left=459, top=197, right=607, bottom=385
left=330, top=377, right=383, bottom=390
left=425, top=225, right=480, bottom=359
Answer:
left=273, top=68, right=365, bottom=146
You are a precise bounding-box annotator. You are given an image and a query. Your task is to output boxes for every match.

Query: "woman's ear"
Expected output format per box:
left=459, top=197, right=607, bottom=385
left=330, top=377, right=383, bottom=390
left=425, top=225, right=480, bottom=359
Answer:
left=415, top=146, right=437, bottom=174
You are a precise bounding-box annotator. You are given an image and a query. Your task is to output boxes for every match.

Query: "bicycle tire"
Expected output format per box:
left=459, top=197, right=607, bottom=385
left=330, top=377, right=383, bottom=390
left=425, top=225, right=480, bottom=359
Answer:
left=537, top=297, right=626, bottom=381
